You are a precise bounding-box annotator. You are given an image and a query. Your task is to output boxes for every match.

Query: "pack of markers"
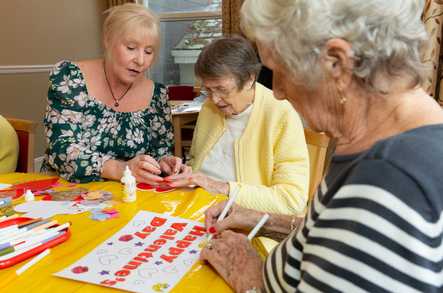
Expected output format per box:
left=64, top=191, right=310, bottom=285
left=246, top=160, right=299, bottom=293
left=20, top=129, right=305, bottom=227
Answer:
left=0, top=215, right=71, bottom=269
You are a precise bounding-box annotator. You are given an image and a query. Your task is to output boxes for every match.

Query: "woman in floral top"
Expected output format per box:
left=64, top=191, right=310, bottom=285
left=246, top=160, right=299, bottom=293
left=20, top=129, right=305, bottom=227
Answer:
left=43, top=4, right=186, bottom=183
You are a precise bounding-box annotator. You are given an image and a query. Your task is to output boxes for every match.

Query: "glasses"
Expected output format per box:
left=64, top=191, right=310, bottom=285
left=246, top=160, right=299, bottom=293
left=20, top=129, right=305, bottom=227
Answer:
left=201, top=85, right=238, bottom=99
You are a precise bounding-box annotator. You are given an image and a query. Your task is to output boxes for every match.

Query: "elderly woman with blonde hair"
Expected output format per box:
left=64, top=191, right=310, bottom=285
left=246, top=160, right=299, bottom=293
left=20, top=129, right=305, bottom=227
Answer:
left=43, top=4, right=187, bottom=183
left=200, top=0, right=443, bottom=292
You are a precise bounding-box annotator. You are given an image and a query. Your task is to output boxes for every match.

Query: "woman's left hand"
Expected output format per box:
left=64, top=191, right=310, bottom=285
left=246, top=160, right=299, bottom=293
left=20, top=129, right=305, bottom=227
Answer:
left=159, top=156, right=190, bottom=176
left=200, top=230, right=264, bottom=292
left=165, top=172, right=229, bottom=194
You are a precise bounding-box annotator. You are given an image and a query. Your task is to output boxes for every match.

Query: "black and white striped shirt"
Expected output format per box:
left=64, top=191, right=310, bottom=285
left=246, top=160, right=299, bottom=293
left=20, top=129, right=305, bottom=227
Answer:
left=264, top=124, right=443, bottom=292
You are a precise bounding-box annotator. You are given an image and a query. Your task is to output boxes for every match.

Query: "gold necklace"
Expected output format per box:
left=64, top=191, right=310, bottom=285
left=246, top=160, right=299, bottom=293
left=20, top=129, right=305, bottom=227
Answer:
left=103, top=63, right=133, bottom=107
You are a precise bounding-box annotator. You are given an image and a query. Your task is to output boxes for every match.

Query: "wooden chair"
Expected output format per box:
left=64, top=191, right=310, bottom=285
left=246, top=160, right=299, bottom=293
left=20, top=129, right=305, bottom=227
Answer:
left=171, top=111, right=199, bottom=158
left=169, top=85, right=201, bottom=159
left=6, top=118, right=37, bottom=173
left=304, top=128, right=335, bottom=200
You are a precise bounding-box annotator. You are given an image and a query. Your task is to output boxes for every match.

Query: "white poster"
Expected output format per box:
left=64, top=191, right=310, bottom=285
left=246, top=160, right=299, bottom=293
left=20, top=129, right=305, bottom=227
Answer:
left=55, top=211, right=207, bottom=292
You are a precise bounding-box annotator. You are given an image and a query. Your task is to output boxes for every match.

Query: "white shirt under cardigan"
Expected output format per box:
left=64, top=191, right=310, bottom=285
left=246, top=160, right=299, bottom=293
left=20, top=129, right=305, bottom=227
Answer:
left=199, top=104, right=254, bottom=197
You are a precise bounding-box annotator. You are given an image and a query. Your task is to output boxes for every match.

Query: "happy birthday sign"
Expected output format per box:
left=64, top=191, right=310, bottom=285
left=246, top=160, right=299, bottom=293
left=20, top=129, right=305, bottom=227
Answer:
left=55, top=211, right=207, bottom=292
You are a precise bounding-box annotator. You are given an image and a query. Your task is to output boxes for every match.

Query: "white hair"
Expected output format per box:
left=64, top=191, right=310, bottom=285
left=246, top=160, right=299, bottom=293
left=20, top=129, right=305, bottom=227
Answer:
left=241, top=0, right=428, bottom=92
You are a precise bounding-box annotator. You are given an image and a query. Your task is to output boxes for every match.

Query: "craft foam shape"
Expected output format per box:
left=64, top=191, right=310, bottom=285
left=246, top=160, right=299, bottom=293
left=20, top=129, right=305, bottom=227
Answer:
left=154, top=186, right=176, bottom=193
left=136, top=183, right=155, bottom=191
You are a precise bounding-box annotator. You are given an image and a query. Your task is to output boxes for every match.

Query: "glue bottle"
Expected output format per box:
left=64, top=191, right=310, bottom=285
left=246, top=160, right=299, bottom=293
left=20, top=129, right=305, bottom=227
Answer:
left=24, top=189, right=35, bottom=202
left=121, top=166, right=137, bottom=203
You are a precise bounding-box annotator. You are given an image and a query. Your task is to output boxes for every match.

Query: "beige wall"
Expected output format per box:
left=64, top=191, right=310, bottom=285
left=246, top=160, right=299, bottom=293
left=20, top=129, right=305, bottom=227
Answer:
left=0, top=0, right=108, bottom=162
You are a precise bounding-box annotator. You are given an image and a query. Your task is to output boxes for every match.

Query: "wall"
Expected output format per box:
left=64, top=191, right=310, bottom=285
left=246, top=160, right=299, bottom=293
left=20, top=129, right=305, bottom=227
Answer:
left=0, top=0, right=108, bottom=163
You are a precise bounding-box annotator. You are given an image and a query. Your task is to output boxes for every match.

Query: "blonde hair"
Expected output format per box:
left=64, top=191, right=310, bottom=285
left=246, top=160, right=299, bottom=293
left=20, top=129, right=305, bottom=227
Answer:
left=241, top=0, right=429, bottom=93
left=103, top=3, right=160, bottom=58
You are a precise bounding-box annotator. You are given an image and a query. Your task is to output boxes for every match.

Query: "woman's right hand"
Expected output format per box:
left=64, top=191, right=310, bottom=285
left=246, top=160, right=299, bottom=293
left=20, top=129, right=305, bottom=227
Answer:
left=126, top=154, right=163, bottom=185
left=205, top=202, right=264, bottom=234
left=200, top=230, right=264, bottom=292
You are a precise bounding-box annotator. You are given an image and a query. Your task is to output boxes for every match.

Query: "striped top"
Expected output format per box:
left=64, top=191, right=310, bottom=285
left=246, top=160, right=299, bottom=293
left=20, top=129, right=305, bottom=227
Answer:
left=264, top=124, right=443, bottom=292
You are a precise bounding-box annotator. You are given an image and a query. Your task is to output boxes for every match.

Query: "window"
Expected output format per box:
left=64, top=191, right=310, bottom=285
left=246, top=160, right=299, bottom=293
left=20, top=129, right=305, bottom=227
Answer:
left=143, top=0, right=222, bottom=86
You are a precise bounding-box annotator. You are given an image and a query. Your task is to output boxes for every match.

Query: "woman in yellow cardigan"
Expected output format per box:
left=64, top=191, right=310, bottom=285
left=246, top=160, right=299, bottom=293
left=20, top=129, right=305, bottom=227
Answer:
left=166, top=37, right=309, bottom=214
left=0, top=115, right=19, bottom=173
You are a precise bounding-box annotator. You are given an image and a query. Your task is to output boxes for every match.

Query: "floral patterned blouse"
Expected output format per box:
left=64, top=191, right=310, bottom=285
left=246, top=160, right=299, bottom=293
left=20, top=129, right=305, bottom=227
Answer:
left=43, top=60, right=174, bottom=183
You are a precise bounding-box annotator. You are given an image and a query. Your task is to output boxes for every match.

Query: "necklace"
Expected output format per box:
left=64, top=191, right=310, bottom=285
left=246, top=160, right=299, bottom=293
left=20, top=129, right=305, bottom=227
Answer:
left=103, top=63, right=133, bottom=107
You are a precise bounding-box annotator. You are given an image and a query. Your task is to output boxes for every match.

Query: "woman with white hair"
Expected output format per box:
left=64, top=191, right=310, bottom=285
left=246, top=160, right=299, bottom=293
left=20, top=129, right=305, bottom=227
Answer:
left=200, top=0, right=443, bottom=292
left=43, top=4, right=187, bottom=183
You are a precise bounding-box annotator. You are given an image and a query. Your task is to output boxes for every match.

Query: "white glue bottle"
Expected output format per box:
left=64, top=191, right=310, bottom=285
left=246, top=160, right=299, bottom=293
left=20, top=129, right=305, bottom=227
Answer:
left=121, top=166, right=137, bottom=203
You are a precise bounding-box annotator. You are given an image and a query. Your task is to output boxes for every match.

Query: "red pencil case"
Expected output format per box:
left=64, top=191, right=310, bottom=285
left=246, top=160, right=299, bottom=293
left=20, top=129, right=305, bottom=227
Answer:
left=0, top=217, right=70, bottom=269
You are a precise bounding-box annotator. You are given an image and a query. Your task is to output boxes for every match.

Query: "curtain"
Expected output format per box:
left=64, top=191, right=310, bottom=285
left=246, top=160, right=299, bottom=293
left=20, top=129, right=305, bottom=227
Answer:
left=422, top=0, right=443, bottom=105
left=107, top=0, right=135, bottom=8
left=222, top=0, right=244, bottom=36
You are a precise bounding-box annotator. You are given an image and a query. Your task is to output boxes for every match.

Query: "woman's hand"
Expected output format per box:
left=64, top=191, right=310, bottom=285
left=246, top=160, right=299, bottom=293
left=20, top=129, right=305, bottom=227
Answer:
left=165, top=172, right=229, bottom=194
left=127, top=154, right=163, bottom=185
left=159, top=156, right=190, bottom=176
left=205, top=202, right=264, bottom=234
left=200, top=231, right=264, bottom=292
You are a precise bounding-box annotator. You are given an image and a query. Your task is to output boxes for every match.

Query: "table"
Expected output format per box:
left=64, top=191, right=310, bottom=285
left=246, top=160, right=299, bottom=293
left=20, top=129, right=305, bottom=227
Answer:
left=0, top=173, right=233, bottom=293
left=171, top=101, right=200, bottom=158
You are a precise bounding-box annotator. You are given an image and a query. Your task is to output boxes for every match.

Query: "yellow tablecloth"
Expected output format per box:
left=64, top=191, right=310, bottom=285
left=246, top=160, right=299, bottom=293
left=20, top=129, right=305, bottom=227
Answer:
left=0, top=173, right=232, bottom=293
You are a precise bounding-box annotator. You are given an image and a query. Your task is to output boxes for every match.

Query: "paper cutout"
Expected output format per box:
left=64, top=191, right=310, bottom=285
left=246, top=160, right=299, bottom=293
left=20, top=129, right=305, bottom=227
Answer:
left=90, top=208, right=119, bottom=221
left=14, top=201, right=108, bottom=218
left=136, top=183, right=176, bottom=193
left=154, top=186, right=176, bottom=193
left=136, top=183, right=155, bottom=191
left=54, top=211, right=206, bottom=293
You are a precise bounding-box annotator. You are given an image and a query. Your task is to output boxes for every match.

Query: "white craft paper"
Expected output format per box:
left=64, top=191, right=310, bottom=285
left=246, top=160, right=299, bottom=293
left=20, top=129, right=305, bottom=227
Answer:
left=54, top=211, right=207, bottom=293
left=14, top=201, right=107, bottom=218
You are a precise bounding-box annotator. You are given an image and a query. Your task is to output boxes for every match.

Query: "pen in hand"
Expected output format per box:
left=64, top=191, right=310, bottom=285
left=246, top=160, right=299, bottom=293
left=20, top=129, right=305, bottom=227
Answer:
left=247, top=214, right=270, bottom=240
left=207, top=193, right=238, bottom=241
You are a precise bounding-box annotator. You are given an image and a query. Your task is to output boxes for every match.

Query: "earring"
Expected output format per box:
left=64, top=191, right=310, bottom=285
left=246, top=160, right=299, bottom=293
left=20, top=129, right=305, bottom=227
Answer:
left=337, top=87, right=347, bottom=105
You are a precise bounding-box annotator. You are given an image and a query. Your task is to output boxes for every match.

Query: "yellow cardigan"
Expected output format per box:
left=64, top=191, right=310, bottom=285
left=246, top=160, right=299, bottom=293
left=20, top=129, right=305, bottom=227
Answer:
left=190, top=83, right=309, bottom=214
left=0, top=115, right=19, bottom=174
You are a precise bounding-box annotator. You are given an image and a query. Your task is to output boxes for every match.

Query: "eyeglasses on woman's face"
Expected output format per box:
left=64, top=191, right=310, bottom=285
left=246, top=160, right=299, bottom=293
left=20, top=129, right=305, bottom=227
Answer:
left=201, top=77, right=239, bottom=104
left=201, top=76, right=254, bottom=116
left=201, top=81, right=238, bottom=101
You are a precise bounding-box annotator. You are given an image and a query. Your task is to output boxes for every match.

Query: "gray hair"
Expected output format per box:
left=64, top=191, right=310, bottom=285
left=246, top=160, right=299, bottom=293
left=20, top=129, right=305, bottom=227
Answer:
left=241, top=0, right=428, bottom=93
left=195, top=36, right=261, bottom=89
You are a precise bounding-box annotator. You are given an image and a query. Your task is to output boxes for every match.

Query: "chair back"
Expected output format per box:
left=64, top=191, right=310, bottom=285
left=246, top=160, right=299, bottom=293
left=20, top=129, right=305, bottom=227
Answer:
left=304, top=128, right=335, bottom=200
left=6, top=118, right=37, bottom=173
